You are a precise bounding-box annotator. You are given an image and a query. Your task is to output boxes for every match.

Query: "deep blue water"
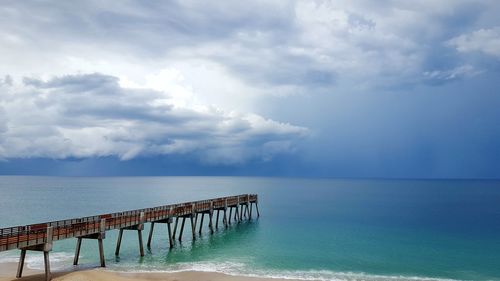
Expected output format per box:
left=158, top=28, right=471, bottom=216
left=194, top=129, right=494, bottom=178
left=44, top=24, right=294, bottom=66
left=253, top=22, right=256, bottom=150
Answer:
left=0, top=176, right=499, bottom=280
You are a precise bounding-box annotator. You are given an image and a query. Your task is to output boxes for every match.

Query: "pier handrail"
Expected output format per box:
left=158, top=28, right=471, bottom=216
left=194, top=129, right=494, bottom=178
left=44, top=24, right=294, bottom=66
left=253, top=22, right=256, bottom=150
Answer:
left=0, top=194, right=258, bottom=252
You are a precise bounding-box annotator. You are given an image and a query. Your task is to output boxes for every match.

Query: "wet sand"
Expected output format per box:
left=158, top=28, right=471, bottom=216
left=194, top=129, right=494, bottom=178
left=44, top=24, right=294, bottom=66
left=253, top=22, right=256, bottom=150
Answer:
left=0, top=262, right=304, bottom=281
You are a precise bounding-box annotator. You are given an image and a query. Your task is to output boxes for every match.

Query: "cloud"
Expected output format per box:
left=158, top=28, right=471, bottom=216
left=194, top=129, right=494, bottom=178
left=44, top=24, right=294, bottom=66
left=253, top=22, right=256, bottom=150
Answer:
left=1, top=0, right=498, bottom=103
left=448, top=27, right=500, bottom=58
left=423, top=64, right=482, bottom=84
left=0, top=73, right=308, bottom=163
left=1, top=1, right=500, bottom=178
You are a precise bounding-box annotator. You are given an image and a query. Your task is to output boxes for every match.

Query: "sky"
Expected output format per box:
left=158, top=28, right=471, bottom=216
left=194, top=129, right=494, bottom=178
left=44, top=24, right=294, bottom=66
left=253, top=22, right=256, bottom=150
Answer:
left=0, top=0, right=499, bottom=178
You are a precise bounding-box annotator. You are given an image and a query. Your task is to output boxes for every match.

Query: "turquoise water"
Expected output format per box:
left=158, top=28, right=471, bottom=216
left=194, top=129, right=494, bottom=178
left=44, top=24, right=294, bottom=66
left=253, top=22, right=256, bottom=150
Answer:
left=0, top=176, right=499, bottom=280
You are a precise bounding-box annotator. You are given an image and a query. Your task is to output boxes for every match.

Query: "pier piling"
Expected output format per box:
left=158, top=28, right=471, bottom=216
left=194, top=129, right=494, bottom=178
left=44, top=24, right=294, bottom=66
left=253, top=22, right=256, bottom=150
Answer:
left=137, top=229, right=144, bottom=257
left=234, top=205, right=239, bottom=222
left=239, top=204, right=244, bottom=221
left=115, top=229, right=123, bottom=256
left=147, top=217, right=174, bottom=249
left=208, top=202, right=214, bottom=234
left=147, top=222, right=155, bottom=248
left=178, top=217, right=186, bottom=241
left=16, top=249, right=26, bottom=278
left=74, top=219, right=106, bottom=267
left=167, top=220, right=174, bottom=248
left=115, top=212, right=145, bottom=257
left=190, top=215, right=196, bottom=240
left=73, top=237, right=82, bottom=265
left=216, top=210, right=220, bottom=229
left=223, top=209, right=228, bottom=227
left=43, top=250, right=51, bottom=281
left=17, top=226, right=53, bottom=281
left=172, top=217, right=179, bottom=239
left=198, top=213, right=205, bottom=234
left=98, top=236, right=105, bottom=267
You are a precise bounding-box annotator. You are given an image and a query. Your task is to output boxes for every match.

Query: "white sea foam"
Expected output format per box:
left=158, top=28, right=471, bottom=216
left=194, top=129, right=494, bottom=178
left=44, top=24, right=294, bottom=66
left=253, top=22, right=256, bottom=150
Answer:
left=0, top=253, right=463, bottom=281
left=108, top=260, right=462, bottom=281
left=0, top=251, right=75, bottom=271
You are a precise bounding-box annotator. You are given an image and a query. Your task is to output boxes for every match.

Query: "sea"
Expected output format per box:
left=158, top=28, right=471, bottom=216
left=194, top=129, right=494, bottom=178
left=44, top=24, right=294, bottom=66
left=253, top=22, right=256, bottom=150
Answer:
left=0, top=176, right=499, bottom=281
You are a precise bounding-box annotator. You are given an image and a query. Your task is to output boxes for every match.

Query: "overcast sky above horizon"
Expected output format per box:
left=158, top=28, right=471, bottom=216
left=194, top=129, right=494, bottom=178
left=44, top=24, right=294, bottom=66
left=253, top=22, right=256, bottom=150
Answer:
left=1, top=1, right=500, bottom=178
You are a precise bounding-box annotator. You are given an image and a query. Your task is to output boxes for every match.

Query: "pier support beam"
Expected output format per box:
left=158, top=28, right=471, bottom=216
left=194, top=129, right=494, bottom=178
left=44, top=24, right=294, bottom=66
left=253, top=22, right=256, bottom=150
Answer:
left=73, top=237, right=82, bottom=265
left=178, top=217, right=186, bottom=241
left=209, top=202, right=214, bottom=234
left=73, top=219, right=107, bottom=268
left=234, top=205, right=240, bottom=223
left=17, top=227, right=53, bottom=281
left=195, top=208, right=214, bottom=235
left=245, top=195, right=251, bottom=220
left=146, top=218, right=174, bottom=249
left=215, top=207, right=229, bottom=229
left=115, top=229, right=123, bottom=256
left=172, top=217, right=179, bottom=240
left=249, top=203, right=253, bottom=219
left=239, top=204, right=244, bottom=221
left=115, top=212, right=145, bottom=257
left=98, top=236, right=105, bottom=267
left=147, top=222, right=155, bottom=248
left=223, top=200, right=228, bottom=228
left=137, top=229, right=144, bottom=257
left=235, top=197, right=242, bottom=223
left=228, top=205, right=239, bottom=224
left=215, top=210, right=220, bottom=229
left=191, top=204, right=197, bottom=240
left=167, top=220, right=174, bottom=248
left=249, top=201, right=259, bottom=218
left=198, top=213, right=204, bottom=234
left=190, top=215, right=196, bottom=240
left=178, top=213, right=196, bottom=241
left=16, top=249, right=26, bottom=278
left=43, top=250, right=50, bottom=281
left=223, top=208, right=228, bottom=227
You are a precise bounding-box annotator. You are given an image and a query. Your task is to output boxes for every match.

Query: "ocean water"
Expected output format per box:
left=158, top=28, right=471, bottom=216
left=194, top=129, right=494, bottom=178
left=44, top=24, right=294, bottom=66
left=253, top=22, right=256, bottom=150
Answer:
left=0, top=176, right=499, bottom=281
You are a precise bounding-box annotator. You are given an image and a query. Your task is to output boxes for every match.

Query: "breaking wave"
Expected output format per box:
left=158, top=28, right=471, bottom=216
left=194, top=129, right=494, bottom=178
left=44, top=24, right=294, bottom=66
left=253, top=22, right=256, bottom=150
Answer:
left=109, top=260, right=461, bottom=281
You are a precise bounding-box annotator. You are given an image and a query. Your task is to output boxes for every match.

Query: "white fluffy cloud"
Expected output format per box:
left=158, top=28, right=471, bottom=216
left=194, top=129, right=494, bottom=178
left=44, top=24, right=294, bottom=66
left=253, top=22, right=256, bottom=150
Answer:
left=448, top=27, right=500, bottom=58
left=0, top=74, right=307, bottom=163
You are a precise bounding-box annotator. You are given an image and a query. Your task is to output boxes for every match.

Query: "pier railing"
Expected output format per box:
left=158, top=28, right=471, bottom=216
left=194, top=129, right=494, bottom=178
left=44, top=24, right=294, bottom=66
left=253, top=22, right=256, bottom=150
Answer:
left=0, top=194, right=258, bottom=252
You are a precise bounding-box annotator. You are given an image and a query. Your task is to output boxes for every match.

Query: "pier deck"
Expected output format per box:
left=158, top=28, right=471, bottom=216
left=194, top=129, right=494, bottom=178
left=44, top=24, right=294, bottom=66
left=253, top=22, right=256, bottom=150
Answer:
left=0, top=194, right=259, bottom=280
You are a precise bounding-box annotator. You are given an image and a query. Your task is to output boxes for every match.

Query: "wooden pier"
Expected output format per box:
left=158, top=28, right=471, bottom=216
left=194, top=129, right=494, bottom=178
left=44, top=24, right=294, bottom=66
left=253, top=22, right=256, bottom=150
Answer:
left=0, top=194, right=259, bottom=281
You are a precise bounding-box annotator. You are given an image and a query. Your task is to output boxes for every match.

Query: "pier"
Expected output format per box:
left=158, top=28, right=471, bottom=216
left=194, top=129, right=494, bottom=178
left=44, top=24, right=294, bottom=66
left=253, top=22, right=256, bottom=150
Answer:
left=0, top=194, right=259, bottom=281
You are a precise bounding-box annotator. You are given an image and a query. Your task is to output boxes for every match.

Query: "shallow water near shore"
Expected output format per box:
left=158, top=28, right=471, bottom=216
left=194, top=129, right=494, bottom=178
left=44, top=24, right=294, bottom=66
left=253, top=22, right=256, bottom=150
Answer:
left=0, top=176, right=499, bottom=280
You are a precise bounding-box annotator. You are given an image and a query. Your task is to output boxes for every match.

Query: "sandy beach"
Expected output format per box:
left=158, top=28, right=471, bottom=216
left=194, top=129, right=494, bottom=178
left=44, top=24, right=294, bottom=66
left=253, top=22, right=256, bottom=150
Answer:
left=0, top=262, right=304, bottom=281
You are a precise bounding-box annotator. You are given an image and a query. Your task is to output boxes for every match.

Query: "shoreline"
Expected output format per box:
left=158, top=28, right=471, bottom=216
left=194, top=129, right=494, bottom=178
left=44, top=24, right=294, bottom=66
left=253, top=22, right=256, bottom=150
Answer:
left=0, top=261, right=466, bottom=281
left=0, top=262, right=306, bottom=281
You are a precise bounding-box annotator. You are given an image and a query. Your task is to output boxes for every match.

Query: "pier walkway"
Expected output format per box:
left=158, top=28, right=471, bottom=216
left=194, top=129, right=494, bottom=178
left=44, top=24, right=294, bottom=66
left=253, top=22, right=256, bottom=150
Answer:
left=0, top=194, right=259, bottom=281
